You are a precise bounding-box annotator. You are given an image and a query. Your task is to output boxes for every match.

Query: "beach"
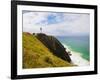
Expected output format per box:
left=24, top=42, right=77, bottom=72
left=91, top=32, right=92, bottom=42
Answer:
left=63, top=44, right=90, bottom=66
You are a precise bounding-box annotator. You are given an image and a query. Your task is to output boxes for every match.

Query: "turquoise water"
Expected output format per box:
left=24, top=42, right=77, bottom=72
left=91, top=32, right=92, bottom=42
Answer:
left=56, top=36, right=90, bottom=61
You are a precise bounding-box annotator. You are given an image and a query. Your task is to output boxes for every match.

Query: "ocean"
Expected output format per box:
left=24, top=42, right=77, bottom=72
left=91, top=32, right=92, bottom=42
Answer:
left=56, top=36, right=90, bottom=61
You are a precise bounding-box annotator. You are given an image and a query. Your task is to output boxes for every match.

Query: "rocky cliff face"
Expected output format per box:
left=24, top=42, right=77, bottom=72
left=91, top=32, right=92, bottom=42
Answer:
left=36, top=33, right=71, bottom=63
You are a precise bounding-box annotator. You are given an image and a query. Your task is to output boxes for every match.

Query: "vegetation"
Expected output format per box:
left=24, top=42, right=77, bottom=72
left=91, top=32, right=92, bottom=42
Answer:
left=23, top=32, right=73, bottom=69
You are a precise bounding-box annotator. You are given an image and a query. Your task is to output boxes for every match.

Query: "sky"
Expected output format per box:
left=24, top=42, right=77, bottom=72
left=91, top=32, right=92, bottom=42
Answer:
left=23, top=10, right=90, bottom=36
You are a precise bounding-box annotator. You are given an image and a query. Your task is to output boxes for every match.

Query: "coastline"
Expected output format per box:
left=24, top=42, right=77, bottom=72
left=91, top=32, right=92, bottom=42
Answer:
left=63, top=44, right=89, bottom=66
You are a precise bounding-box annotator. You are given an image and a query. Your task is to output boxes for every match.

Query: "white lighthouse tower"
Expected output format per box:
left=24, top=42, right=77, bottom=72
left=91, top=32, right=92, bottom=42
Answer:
left=40, top=27, right=42, bottom=33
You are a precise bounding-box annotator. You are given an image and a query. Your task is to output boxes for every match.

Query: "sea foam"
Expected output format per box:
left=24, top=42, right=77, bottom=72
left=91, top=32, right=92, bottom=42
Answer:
left=63, top=44, right=89, bottom=66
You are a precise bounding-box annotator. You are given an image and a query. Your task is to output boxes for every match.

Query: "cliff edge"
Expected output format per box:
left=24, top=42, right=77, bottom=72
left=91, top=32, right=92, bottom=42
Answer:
left=36, top=33, right=71, bottom=62
left=23, top=32, right=73, bottom=68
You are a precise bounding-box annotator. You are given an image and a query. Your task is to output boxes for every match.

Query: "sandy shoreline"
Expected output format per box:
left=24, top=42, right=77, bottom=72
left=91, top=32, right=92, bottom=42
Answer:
left=63, top=44, right=89, bottom=66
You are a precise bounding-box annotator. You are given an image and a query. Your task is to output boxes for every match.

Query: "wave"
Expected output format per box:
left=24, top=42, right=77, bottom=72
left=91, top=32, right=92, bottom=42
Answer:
left=62, top=43, right=89, bottom=66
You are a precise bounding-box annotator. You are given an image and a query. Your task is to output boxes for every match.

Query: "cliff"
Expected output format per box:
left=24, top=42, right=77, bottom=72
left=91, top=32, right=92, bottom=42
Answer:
left=36, top=33, right=71, bottom=62
left=23, top=32, right=73, bottom=68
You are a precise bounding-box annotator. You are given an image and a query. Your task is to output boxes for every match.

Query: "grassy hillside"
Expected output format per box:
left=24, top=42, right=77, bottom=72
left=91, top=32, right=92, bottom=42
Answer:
left=23, top=32, right=73, bottom=69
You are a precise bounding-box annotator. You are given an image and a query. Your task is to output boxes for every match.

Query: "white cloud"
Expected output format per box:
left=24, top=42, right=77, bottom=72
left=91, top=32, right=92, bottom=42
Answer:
left=23, top=11, right=90, bottom=36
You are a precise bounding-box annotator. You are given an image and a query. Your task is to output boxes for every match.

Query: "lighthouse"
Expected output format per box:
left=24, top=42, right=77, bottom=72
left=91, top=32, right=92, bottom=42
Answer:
left=40, top=27, right=42, bottom=33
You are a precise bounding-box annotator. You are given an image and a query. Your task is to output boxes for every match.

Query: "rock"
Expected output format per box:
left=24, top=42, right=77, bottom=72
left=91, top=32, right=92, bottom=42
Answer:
left=36, top=33, right=71, bottom=63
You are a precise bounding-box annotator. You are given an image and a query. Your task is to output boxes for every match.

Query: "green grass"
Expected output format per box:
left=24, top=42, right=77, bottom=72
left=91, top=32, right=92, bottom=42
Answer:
left=23, top=32, right=73, bottom=69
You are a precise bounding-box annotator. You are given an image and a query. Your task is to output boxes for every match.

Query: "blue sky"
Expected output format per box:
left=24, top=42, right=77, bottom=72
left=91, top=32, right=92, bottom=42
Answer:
left=36, top=12, right=65, bottom=25
left=23, top=10, right=90, bottom=36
